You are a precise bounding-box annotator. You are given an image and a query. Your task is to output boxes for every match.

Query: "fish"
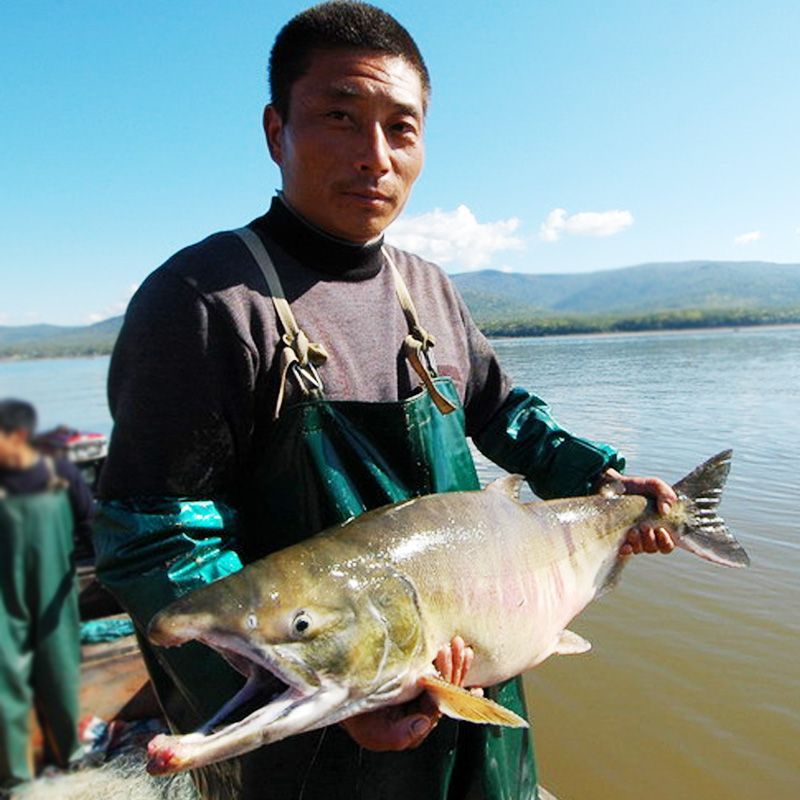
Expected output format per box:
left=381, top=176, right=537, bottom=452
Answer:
left=145, top=450, right=749, bottom=775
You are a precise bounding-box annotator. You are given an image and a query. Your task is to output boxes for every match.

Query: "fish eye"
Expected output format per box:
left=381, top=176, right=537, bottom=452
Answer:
left=292, top=611, right=312, bottom=637
left=246, top=613, right=258, bottom=630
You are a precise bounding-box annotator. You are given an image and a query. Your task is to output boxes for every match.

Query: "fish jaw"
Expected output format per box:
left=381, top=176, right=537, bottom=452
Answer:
left=145, top=627, right=405, bottom=775
left=146, top=677, right=350, bottom=775
left=147, top=597, right=344, bottom=774
left=145, top=636, right=422, bottom=776
left=144, top=561, right=426, bottom=774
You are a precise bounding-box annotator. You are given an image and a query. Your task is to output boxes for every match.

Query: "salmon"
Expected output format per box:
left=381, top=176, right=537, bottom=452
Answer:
left=146, top=450, right=748, bottom=775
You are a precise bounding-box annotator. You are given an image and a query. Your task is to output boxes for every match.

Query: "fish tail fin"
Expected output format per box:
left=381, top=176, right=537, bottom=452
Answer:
left=672, top=450, right=750, bottom=568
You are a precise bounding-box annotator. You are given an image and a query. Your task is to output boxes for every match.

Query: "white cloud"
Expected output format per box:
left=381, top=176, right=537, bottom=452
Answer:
left=86, top=284, right=138, bottom=324
left=733, top=230, right=762, bottom=245
left=386, top=205, right=523, bottom=270
left=539, top=208, right=635, bottom=242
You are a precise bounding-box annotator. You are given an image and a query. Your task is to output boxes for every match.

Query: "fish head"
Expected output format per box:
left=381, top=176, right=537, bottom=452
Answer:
left=146, top=545, right=424, bottom=774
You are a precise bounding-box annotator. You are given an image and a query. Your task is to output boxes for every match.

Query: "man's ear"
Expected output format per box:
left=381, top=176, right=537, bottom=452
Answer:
left=263, top=105, right=285, bottom=166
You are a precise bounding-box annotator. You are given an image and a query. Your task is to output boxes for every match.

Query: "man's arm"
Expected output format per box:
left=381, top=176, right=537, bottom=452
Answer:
left=473, top=391, right=679, bottom=553
left=100, top=268, right=255, bottom=500
left=473, top=387, right=625, bottom=500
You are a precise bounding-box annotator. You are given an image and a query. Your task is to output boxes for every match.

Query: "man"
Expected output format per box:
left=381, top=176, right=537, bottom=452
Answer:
left=95, top=3, right=674, bottom=799
left=0, top=399, right=92, bottom=793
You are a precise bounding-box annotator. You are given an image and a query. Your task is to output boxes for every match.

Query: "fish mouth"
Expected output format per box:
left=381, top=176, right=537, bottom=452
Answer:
left=146, top=637, right=338, bottom=776
left=200, top=642, right=306, bottom=732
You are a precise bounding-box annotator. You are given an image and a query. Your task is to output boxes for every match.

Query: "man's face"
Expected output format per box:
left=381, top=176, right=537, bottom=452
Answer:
left=264, top=49, right=425, bottom=243
left=0, top=429, right=26, bottom=469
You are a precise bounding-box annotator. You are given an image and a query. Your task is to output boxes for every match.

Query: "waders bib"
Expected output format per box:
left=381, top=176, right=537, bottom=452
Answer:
left=230, top=231, right=538, bottom=800
left=0, top=463, right=81, bottom=790
left=95, top=234, right=539, bottom=800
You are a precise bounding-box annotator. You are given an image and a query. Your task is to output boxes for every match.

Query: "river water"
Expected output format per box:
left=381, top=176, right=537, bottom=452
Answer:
left=1, top=326, right=798, bottom=800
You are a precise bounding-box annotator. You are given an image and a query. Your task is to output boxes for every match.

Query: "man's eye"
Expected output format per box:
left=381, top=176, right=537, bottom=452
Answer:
left=325, top=110, right=349, bottom=121
left=391, top=121, right=419, bottom=139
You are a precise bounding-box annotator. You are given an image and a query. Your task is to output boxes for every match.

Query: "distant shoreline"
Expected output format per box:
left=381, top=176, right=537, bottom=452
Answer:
left=487, top=320, right=800, bottom=341
left=4, top=319, right=800, bottom=363
left=0, top=352, right=112, bottom=364
left=478, top=310, right=800, bottom=339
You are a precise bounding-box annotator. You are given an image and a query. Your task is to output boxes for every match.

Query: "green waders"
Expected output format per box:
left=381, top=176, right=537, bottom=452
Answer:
left=0, top=478, right=81, bottom=791
left=95, top=234, right=540, bottom=800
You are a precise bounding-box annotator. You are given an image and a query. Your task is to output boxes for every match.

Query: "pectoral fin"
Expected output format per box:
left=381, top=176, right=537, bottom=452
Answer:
left=419, top=675, right=529, bottom=728
left=553, top=629, right=592, bottom=655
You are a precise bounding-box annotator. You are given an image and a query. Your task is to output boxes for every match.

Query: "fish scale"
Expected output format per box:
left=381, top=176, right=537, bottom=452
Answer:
left=145, top=450, right=749, bottom=775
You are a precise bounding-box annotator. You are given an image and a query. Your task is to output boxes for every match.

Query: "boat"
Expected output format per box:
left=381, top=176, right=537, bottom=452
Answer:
left=34, top=425, right=108, bottom=495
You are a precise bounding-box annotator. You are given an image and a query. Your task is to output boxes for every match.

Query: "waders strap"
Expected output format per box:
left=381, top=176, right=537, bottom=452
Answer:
left=383, top=248, right=457, bottom=415
left=235, top=227, right=455, bottom=418
left=234, top=227, right=329, bottom=419
left=43, top=455, right=69, bottom=491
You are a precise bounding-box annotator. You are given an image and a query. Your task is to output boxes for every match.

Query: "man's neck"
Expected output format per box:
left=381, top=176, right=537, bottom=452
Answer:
left=252, top=195, right=385, bottom=281
left=1, top=445, right=38, bottom=471
left=278, top=192, right=384, bottom=248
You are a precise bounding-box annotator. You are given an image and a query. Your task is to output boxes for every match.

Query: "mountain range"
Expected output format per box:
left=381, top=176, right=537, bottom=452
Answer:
left=451, top=260, right=800, bottom=321
left=2, top=260, right=800, bottom=358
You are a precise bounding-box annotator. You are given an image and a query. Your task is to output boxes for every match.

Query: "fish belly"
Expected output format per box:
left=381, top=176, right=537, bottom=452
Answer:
left=381, top=491, right=644, bottom=686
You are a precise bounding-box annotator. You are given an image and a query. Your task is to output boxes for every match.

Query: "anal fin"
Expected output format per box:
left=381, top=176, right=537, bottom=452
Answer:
left=553, top=629, right=592, bottom=656
left=419, top=675, right=529, bottom=728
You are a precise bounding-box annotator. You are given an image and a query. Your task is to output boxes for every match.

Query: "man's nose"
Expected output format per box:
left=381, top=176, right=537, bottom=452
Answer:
left=355, top=123, right=392, bottom=173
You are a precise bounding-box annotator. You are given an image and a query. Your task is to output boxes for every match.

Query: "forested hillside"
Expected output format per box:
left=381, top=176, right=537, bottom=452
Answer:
left=3, top=260, right=800, bottom=358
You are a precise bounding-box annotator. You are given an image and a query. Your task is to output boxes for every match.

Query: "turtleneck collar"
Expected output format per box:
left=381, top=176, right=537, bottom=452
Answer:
left=250, top=195, right=385, bottom=281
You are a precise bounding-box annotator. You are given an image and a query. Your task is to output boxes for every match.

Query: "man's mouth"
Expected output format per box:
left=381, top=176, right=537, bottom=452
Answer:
left=343, top=188, right=394, bottom=204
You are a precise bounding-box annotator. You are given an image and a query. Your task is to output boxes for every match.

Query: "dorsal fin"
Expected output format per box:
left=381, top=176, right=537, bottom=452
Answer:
left=598, top=480, right=626, bottom=498
left=485, top=474, right=526, bottom=500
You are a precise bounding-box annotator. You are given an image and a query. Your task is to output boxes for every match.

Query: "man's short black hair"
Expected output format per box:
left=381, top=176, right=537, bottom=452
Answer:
left=0, top=399, right=37, bottom=435
left=269, top=1, right=430, bottom=120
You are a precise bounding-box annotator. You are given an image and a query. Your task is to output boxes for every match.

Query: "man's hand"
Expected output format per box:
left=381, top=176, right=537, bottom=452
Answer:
left=340, top=636, right=473, bottom=752
left=601, top=468, right=678, bottom=556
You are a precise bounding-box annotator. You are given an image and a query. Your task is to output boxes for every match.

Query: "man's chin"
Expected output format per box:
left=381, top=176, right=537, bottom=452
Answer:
left=328, top=209, right=397, bottom=244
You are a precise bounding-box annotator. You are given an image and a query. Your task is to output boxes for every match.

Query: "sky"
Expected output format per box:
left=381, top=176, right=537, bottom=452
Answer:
left=1, top=0, right=798, bottom=326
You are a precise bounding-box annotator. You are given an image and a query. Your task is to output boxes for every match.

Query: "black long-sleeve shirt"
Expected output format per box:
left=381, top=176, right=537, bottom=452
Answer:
left=100, top=196, right=513, bottom=502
